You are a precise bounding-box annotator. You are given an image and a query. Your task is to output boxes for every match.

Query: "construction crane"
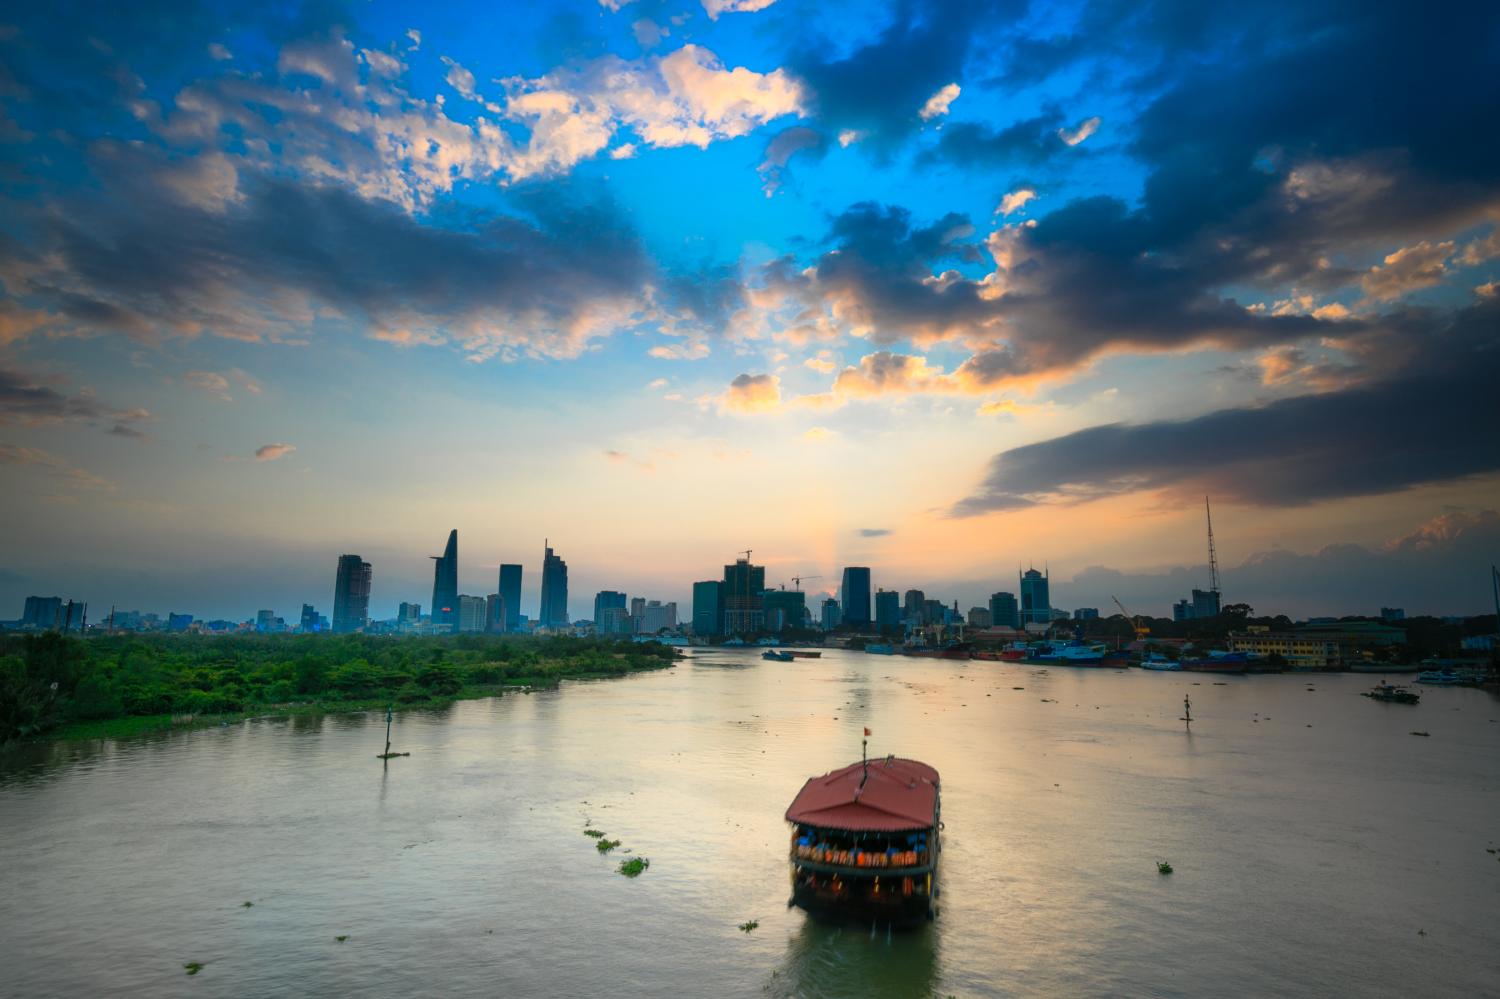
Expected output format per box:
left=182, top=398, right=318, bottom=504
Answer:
left=1111, top=595, right=1150, bottom=640
left=790, top=574, right=821, bottom=592
left=739, top=549, right=753, bottom=562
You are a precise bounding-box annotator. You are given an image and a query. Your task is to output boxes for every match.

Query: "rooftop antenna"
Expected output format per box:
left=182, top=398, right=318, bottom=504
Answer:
left=1205, top=496, right=1221, bottom=596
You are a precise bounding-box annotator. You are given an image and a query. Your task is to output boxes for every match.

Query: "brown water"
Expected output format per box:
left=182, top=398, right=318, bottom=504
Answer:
left=2, top=650, right=1498, bottom=998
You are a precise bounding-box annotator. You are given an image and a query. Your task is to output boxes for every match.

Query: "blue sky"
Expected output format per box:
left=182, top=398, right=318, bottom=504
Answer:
left=1, top=0, right=1497, bottom=621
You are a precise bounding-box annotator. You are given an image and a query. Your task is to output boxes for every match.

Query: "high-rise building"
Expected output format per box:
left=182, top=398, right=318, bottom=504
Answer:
left=398, top=602, right=422, bottom=625
left=875, top=589, right=901, bottom=633
left=763, top=589, right=807, bottom=632
left=923, top=599, right=945, bottom=625
left=1073, top=607, right=1100, bottom=620
left=598, top=606, right=632, bottom=635
left=256, top=609, right=279, bottom=633
left=639, top=600, right=676, bottom=633
left=595, top=590, right=628, bottom=625
left=839, top=567, right=872, bottom=626
left=1191, top=588, right=1221, bottom=619
left=821, top=597, right=842, bottom=631
left=903, top=589, right=925, bottom=624
left=430, top=530, right=458, bottom=630
left=968, top=607, right=993, bottom=628
left=485, top=593, right=506, bottom=633
left=989, top=592, right=1019, bottom=629
left=167, top=611, right=194, bottom=632
left=299, top=604, right=319, bottom=632
left=1020, top=568, right=1051, bottom=625
left=723, top=558, right=766, bottom=635
left=498, top=564, right=522, bottom=633
left=692, top=580, right=723, bottom=636
left=456, top=594, right=487, bottom=633
left=629, top=596, right=646, bottom=631
left=1381, top=607, right=1405, bottom=622
left=539, top=540, right=569, bottom=628
left=333, top=554, right=373, bottom=633
left=21, top=595, right=62, bottom=629
left=1173, top=599, right=1193, bottom=621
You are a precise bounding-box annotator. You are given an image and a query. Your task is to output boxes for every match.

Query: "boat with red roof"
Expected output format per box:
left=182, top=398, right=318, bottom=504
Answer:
left=784, top=754, right=941, bottom=925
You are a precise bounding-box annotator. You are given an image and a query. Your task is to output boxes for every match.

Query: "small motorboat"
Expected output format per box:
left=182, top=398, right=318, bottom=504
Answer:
left=1140, top=655, right=1181, bottom=671
left=762, top=650, right=796, bottom=662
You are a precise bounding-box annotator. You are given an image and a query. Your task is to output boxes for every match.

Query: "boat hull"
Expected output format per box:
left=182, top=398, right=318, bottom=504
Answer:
left=790, top=873, right=936, bottom=926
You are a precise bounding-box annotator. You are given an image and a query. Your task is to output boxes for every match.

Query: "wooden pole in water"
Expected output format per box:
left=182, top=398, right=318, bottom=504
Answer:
left=384, top=704, right=393, bottom=756
left=1183, top=694, right=1192, bottom=725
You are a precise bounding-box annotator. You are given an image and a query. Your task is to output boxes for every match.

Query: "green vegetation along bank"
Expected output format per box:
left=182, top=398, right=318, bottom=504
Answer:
left=0, top=632, right=678, bottom=744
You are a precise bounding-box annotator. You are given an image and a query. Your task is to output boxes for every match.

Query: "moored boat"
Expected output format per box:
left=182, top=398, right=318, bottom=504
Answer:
left=785, top=756, right=941, bottom=926
left=1021, top=641, right=1114, bottom=667
left=1140, top=655, right=1182, bottom=671
left=1180, top=652, right=1252, bottom=673
left=864, top=643, right=897, bottom=655
left=762, top=650, right=796, bottom=662
left=786, top=650, right=822, bottom=658
left=1415, top=669, right=1462, bottom=685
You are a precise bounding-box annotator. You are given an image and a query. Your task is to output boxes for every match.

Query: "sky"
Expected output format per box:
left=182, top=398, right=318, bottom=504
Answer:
left=1, top=0, right=1498, bottom=623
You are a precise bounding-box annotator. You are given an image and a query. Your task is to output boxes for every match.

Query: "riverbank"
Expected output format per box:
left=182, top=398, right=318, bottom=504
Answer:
left=1, top=632, right=680, bottom=745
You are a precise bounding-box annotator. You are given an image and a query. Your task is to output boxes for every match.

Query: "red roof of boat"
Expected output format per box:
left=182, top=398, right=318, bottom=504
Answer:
left=784, top=757, right=940, bottom=832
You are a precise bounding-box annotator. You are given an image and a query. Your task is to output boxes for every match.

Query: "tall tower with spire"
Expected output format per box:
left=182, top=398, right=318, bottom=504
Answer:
left=430, top=529, right=458, bottom=630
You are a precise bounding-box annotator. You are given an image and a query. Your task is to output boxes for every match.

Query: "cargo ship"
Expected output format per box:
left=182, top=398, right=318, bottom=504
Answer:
left=785, top=756, right=941, bottom=926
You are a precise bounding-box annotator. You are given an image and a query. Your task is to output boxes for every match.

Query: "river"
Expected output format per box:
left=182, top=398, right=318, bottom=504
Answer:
left=2, top=650, right=1498, bottom=997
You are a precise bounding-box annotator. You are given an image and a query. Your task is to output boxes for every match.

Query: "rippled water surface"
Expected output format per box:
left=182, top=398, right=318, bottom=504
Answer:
left=3, top=650, right=1499, bottom=997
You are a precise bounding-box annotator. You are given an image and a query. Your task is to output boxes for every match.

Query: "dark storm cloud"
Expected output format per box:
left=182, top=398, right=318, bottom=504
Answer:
left=951, top=300, right=1500, bottom=515
left=1, top=145, right=657, bottom=357
left=918, top=112, right=1069, bottom=168
left=788, top=0, right=1022, bottom=150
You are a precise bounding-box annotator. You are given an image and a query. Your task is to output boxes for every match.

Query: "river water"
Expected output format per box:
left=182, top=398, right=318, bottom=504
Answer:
left=2, top=650, right=1498, bottom=998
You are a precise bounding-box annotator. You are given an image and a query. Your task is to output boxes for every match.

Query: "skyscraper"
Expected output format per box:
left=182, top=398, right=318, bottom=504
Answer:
left=692, top=580, right=723, bottom=637
left=989, top=592, right=1019, bottom=629
left=874, top=589, right=900, bottom=633
left=332, top=554, right=372, bottom=633
left=903, top=589, right=925, bottom=625
left=839, top=567, right=872, bottom=626
left=595, top=590, right=627, bottom=625
left=455, top=594, right=487, bottom=633
left=723, top=557, right=766, bottom=635
left=539, top=540, right=569, bottom=628
left=821, top=597, right=842, bottom=631
left=1020, top=568, right=1051, bottom=625
left=430, top=530, right=458, bottom=630
left=498, top=564, right=522, bottom=633
left=485, top=594, right=505, bottom=633
left=763, top=589, right=807, bottom=632
left=21, top=595, right=62, bottom=629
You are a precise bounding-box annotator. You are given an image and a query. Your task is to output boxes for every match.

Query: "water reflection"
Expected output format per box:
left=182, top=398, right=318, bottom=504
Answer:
left=766, top=914, right=941, bottom=999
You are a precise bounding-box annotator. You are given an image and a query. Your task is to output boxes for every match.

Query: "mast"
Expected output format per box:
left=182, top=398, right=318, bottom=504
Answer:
left=1205, top=496, right=1221, bottom=596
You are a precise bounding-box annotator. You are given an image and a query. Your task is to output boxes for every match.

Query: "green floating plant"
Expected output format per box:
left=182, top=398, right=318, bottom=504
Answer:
left=1157, top=861, right=1174, bottom=875
left=183, top=962, right=204, bottom=976
left=618, top=857, right=650, bottom=878
left=596, top=838, right=622, bottom=854
left=739, top=920, right=759, bottom=933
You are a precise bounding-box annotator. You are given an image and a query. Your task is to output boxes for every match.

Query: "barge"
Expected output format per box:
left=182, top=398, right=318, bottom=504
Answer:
left=784, top=756, right=941, bottom=926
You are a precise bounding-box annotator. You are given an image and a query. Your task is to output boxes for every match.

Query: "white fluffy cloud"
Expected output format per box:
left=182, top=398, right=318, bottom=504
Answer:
left=918, top=83, right=961, bottom=121
left=702, top=0, right=780, bottom=18
left=997, top=188, right=1037, bottom=216
left=1057, top=116, right=1100, bottom=146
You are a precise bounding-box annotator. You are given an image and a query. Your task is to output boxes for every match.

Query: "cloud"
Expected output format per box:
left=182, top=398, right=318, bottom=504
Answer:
left=183, top=370, right=231, bottom=399
left=757, top=125, right=827, bottom=196
left=439, top=55, right=478, bottom=99
left=648, top=340, right=710, bottom=360
left=918, top=83, right=960, bottom=121
left=206, top=43, right=231, bottom=61
left=921, top=112, right=1071, bottom=168
left=1360, top=240, right=1454, bottom=301
left=858, top=528, right=892, bottom=537
left=952, top=299, right=1500, bottom=514
left=1056, top=115, right=1100, bottom=146
left=996, top=188, right=1037, bottom=216
left=0, top=443, right=114, bottom=491
left=0, top=365, right=151, bottom=435
left=803, top=350, right=836, bottom=373
left=802, top=426, right=836, bottom=441
left=702, top=0, right=779, bottom=18
left=253, top=442, right=295, bottom=461
left=2, top=160, right=657, bottom=360
left=721, top=372, right=781, bottom=413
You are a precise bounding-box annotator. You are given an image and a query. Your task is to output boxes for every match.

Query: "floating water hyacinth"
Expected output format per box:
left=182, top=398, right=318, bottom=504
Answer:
left=618, top=857, right=649, bottom=878
left=1158, top=861, right=1174, bottom=875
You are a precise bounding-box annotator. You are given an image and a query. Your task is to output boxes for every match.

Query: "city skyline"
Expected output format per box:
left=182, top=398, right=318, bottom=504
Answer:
left=1, top=2, right=1496, bottom=623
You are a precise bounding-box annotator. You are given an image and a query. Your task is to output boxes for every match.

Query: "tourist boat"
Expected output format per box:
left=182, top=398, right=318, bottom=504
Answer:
left=1141, top=654, right=1181, bottom=671
left=1362, top=682, right=1420, bottom=704
left=864, top=643, right=897, bottom=655
left=762, top=649, right=796, bottom=662
left=785, top=756, right=941, bottom=926
left=1415, top=670, right=1463, bottom=685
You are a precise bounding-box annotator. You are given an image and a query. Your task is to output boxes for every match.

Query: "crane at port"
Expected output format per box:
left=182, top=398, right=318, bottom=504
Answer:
left=1111, top=595, right=1150, bottom=641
